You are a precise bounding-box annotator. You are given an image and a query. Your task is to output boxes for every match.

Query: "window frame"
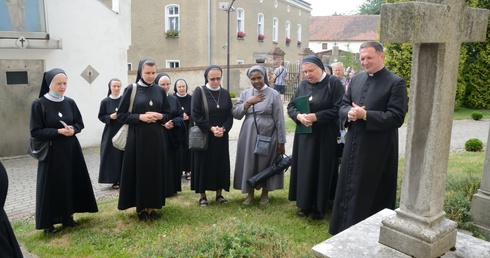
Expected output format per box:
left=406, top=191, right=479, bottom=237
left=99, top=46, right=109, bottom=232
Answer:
left=166, top=60, right=180, bottom=68
left=165, top=4, right=180, bottom=32
left=272, top=17, right=278, bottom=43
left=237, top=8, right=245, bottom=34
left=257, top=13, right=264, bottom=38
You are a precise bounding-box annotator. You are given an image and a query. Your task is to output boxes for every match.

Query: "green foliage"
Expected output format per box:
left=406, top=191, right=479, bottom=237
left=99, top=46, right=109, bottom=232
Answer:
left=338, top=51, right=361, bottom=76
left=165, top=29, right=179, bottom=38
left=382, top=0, right=490, bottom=109
left=229, top=91, right=236, bottom=98
left=358, top=0, right=384, bottom=15
left=465, top=138, right=483, bottom=152
left=445, top=173, right=481, bottom=231
left=471, top=111, right=483, bottom=120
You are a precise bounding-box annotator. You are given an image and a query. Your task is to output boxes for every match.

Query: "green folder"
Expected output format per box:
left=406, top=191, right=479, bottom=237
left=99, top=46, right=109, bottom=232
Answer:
left=295, top=95, right=312, bottom=134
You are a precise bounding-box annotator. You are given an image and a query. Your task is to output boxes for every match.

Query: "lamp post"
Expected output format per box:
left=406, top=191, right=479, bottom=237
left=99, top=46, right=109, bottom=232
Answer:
left=226, top=0, right=236, bottom=91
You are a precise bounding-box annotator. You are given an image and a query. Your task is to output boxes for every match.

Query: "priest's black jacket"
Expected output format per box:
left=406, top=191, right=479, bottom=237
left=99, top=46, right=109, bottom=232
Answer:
left=329, top=67, right=408, bottom=235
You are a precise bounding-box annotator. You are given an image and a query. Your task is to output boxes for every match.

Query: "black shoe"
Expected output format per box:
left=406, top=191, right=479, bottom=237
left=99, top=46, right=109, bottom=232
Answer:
left=63, top=217, right=80, bottom=227
left=138, top=211, right=149, bottom=221
left=297, top=209, right=310, bottom=217
left=149, top=210, right=161, bottom=220
left=312, top=211, right=325, bottom=220
left=44, top=226, right=60, bottom=235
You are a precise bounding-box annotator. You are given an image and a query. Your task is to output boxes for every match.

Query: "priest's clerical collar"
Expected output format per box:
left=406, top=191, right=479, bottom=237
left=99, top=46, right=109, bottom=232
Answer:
left=368, top=66, right=386, bottom=77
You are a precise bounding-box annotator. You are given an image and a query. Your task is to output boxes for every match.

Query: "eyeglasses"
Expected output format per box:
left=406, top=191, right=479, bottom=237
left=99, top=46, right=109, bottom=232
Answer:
left=209, top=77, right=222, bottom=82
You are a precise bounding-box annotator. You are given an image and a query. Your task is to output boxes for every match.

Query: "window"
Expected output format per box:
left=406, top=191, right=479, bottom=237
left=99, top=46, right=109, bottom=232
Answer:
left=297, top=24, right=302, bottom=44
left=165, top=5, right=180, bottom=32
left=236, top=60, right=244, bottom=65
left=272, top=18, right=278, bottom=43
left=257, top=13, right=264, bottom=39
left=237, top=8, right=244, bottom=34
left=127, top=63, right=132, bottom=71
left=166, top=60, right=180, bottom=68
left=285, top=21, right=291, bottom=42
left=322, top=43, right=328, bottom=49
left=0, top=0, right=47, bottom=38
left=6, top=71, right=28, bottom=84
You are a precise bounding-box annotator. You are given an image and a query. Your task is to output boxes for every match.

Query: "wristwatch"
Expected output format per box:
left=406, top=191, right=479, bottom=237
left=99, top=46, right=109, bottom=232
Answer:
left=363, top=112, right=367, bottom=121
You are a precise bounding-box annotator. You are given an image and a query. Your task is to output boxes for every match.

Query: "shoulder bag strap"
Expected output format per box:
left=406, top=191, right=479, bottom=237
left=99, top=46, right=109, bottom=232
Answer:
left=200, top=86, right=209, bottom=120
left=274, top=68, right=284, bottom=83
left=129, top=83, right=137, bottom=112
left=252, top=104, right=275, bottom=136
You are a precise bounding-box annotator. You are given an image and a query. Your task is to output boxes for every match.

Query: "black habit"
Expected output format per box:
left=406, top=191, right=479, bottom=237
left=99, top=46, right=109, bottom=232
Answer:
left=329, top=67, right=408, bottom=235
left=98, top=96, right=124, bottom=183
left=117, top=83, right=171, bottom=212
left=0, top=161, right=23, bottom=258
left=190, top=86, right=233, bottom=193
left=163, top=95, right=185, bottom=197
left=175, top=93, right=192, bottom=172
left=30, top=96, right=98, bottom=229
left=287, top=74, right=345, bottom=216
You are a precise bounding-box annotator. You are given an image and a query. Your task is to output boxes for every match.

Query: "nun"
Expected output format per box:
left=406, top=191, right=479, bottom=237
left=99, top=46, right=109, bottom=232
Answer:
left=173, top=79, right=192, bottom=180
left=97, top=78, right=124, bottom=189
left=116, top=59, right=171, bottom=221
left=29, top=68, right=98, bottom=234
left=287, top=55, right=345, bottom=220
left=155, top=73, right=185, bottom=197
left=232, top=65, right=286, bottom=205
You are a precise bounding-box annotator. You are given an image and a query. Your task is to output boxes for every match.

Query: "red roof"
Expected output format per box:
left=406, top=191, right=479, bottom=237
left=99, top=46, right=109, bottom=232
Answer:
left=309, top=15, right=380, bottom=41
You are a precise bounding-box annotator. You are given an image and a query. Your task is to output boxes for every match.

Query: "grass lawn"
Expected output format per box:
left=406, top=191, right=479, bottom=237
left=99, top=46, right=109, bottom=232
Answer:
left=12, top=151, right=486, bottom=257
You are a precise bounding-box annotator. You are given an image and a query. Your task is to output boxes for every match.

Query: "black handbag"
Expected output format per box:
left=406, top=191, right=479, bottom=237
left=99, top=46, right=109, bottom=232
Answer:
left=252, top=105, right=275, bottom=156
left=27, top=99, right=50, bottom=161
left=27, top=137, right=50, bottom=161
left=189, top=86, right=209, bottom=151
left=247, top=154, right=292, bottom=188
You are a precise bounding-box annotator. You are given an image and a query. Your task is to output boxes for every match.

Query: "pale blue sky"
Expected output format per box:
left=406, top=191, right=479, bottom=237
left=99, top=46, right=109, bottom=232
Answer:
left=308, top=0, right=366, bottom=16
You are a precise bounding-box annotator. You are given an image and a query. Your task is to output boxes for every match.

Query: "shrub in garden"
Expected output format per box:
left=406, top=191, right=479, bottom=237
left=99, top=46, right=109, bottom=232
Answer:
left=465, top=138, right=483, bottom=152
left=471, top=111, right=483, bottom=120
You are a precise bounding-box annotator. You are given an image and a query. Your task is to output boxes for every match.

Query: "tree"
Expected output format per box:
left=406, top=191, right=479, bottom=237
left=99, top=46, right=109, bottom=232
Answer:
left=358, top=0, right=385, bottom=15
left=383, top=0, right=490, bottom=109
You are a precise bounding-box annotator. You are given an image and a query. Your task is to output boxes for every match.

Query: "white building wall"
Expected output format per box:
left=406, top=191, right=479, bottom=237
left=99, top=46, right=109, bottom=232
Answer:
left=0, top=0, right=132, bottom=148
left=309, top=40, right=363, bottom=54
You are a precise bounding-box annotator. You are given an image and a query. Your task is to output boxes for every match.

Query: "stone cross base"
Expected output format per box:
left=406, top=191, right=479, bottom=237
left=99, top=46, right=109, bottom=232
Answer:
left=471, top=189, right=490, bottom=238
left=312, top=209, right=490, bottom=257
left=380, top=209, right=457, bottom=258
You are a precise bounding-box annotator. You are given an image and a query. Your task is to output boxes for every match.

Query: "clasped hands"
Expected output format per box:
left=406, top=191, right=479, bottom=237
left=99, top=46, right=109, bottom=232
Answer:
left=140, top=112, right=163, bottom=123
left=296, top=113, right=317, bottom=127
left=210, top=126, right=225, bottom=138
left=347, top=103, right=366, bottom=122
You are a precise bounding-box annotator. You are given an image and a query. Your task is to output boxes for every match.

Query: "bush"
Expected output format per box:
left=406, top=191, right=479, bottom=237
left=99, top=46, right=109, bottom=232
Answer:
left=465, top=138, right=483, bottom=152
left=229, top=91, right=236, bottom=98
left=471, top=111, right=483, bottom=120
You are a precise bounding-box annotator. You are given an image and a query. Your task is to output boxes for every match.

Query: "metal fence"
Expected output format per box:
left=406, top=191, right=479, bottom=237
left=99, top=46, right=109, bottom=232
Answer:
left=284, top=63, right=301, bottom=102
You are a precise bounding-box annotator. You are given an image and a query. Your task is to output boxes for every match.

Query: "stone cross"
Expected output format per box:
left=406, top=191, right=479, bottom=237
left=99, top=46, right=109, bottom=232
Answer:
left=378, top=1, right=488, bottom=257
left=471, top=126, right=490, bottom=238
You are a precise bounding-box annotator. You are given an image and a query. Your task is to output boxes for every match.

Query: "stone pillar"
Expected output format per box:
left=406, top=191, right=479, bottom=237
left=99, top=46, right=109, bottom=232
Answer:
left=471, top=126, right=490, bottom=238
left=378, top=1, right=488, bottom=257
